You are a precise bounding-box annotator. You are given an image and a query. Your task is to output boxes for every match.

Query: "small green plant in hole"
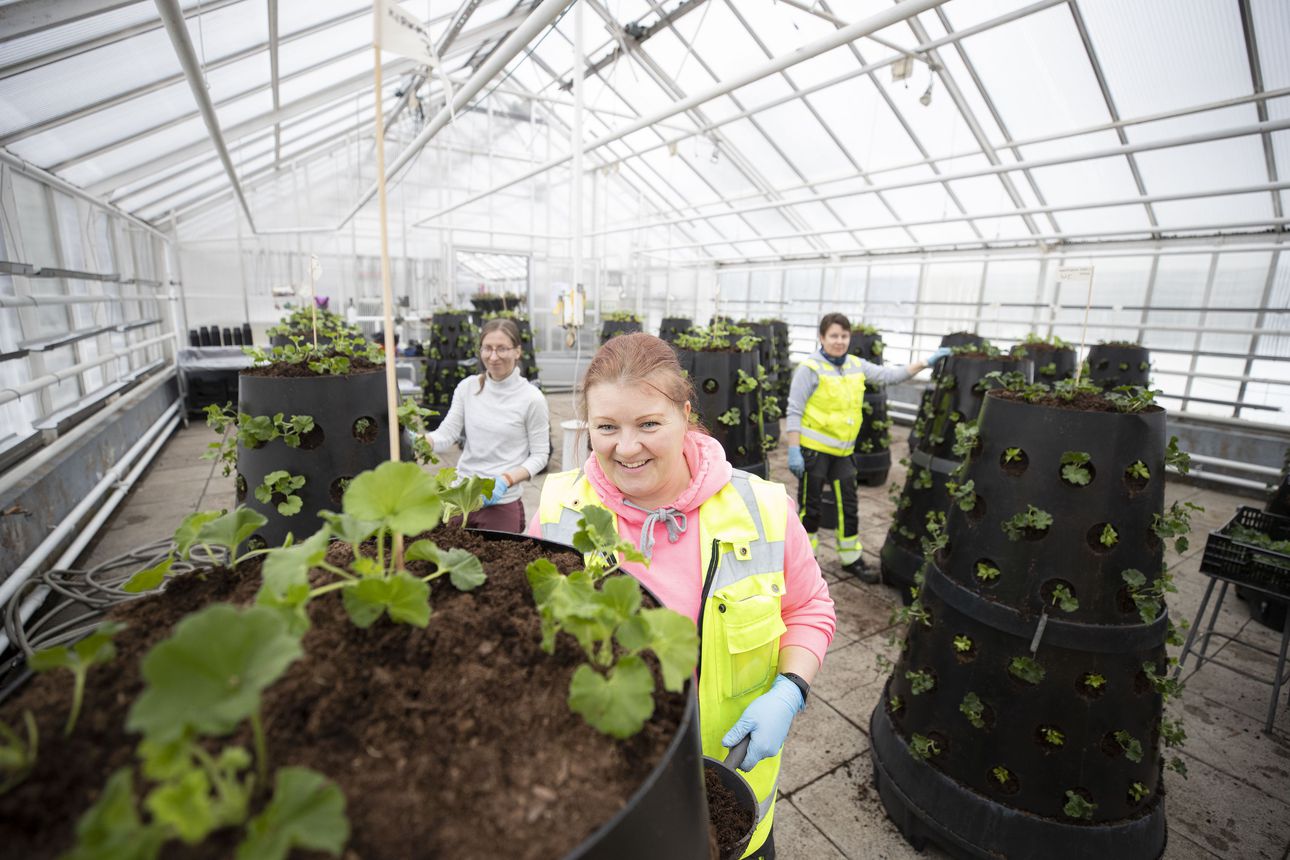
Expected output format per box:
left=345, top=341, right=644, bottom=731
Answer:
left=908, top=734, right=940, bottom=761
left=28, top=621, right=126, bottom=736
left=1041, top=727, right=1065, bottom=746
left=1114, top=730, right=1143, bottom=762
left=906, top=669, right=935, bottom=695
left=1099, top=523, right=1119, bottom=548
left=1009, top=655, right=1045, bottom=684
left=1122, top=568, right=1176, bottom=623
left=1126, top=461, right=1150, bottom=482
left=913, top=468, right=933, bottom=490
left=976, top=561, right=1001, bottom=582
left=1001, top=505, right=1053, bottom=541
left=1003, top=447, right=1024, bottom=464
left=716, top=407, right=740, bottom=427
left=889, top=694, right=904, bottom=713
left=991, top=766, right=1012, bottom=786
left=1060, top=451, right=1093, bottom=486
left=1128, top=782, right=1150, bottom=803
left=1064, top=790, right=1097, bottom=821
left=735, top=369, right=759, bottom=395
left=353, top=417, right=372, bottom=437
left=256, top=471, right=306, bottom=516
left=0, top=711, right=38, bottom=795
left=960, top=693, right=986, bottom=729
left=946, top=479, right=977, bottom=512
left=1159, top=716, right=1186, bottom=748
left=1051, top=583, right=1079, bottom=613
left=953, top=635, right=973, bottom=653
left=1083, top=673, right=1107, bottom=691
left=952, top=421, right=980, bottom=459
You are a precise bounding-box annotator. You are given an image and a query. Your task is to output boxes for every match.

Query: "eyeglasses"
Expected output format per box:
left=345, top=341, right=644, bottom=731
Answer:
left=480, top=345, right=516, bottom=357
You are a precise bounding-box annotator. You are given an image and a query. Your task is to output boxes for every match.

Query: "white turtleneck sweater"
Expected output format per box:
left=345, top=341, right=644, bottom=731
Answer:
left=427, top=367, right=550, bottom=504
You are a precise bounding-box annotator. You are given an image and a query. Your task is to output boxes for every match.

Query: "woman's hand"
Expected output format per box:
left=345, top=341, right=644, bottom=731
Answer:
left=483, top=475, right=510, bottom=506
left=720, top=675, right=805, bottom=771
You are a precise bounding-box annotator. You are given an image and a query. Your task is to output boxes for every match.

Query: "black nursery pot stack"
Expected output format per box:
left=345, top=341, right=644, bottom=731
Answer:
left=849, top=328, right=892, bottom=486
left=1013, top=342, right=1078, bottom=382
left=1086, top=343, right=1151, bottom=389
left=600, top=318, right=643, bottom=343
left=423, top=311, right=479, bottom=430
left=881, top=350, right=1034, bottom=600
left=658, top=317, right=692, bottom=343
left=870, top=389, right=1171, bottom=860
left=677, top=346, right=767, bottom=477
left=238, top=367, right=395, bottom=548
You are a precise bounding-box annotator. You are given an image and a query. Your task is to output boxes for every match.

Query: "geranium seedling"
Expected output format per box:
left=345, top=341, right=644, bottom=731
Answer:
left=959, top=693, right=985, bottom=729
left=1063, top=790, right=1096, bottom=821
left=237, top=767, right=350, bottom=860
left=29, top=621, right=126, bottom=736
left=256, top=471, right=306, bottom=516
left=1060, top=451, right=1093, bottom=486
left=434, top=467, right=493, bottom=529
left=1114, top=730, right=1143, bottom=763
left=0, top=710, right=38, bottom=795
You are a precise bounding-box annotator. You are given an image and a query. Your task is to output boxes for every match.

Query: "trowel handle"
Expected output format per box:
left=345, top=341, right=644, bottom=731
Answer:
left=724, top=735, right=752, bottom=771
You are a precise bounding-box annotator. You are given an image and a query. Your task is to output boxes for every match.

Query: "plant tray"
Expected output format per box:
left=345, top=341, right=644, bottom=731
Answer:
left=1200, top=507, right=1290, bottom=598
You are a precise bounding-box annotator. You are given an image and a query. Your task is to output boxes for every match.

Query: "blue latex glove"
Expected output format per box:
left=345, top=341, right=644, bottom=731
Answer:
left=925, top=347, right=952, bottom=366
left=482, top=475, right=509, bottom=507
left=721, top=675, right=805, bottom=772
left=787, top=445, right=805, bottom=479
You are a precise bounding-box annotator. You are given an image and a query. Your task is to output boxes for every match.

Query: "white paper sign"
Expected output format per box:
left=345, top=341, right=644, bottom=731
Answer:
left=373, top=0, right=437, bottom=67
left=1057, top=266, right=1094, bottom=282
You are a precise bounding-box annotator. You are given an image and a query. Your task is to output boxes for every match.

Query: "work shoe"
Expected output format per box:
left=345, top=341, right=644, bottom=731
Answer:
left=843, top=556, right=878, bottom=584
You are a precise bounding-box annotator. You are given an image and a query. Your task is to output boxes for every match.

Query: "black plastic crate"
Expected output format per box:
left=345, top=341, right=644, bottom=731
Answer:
left=1200, top=507, right=1290, bottom=598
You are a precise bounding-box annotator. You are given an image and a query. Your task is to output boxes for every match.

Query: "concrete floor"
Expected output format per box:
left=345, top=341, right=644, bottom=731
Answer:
left=81, top=397, right=1290, bottom=860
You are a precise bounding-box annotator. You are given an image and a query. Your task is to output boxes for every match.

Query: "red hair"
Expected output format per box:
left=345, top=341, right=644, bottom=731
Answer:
left=579, top=333, right=702, bottom=430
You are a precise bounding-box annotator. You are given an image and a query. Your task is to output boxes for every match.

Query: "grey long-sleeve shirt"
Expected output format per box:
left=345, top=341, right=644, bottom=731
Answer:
left=428, top=367, right=550, bottom=503
left=785, top=350, right=916, bottom=433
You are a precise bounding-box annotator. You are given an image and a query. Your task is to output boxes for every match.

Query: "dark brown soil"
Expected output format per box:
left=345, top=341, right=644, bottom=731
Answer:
left=0, top=527, right=686, bottom=860
left=704, top=767, right=753, bottom=860
left=993, top=388, right=1164, bottom=414
left=241, top=356, right=383, bottom=379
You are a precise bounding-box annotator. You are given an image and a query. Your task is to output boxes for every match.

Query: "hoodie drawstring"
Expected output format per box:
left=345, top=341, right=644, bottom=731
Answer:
left=623, top=500, right=688, bottom=560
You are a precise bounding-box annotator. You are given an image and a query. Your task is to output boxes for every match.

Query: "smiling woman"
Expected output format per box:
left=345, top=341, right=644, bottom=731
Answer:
left=528, top=332, right=837, bottom=860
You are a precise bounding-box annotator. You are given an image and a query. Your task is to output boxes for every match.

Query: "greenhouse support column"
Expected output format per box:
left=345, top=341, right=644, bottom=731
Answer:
left=572, top=0, right=584, bottom=318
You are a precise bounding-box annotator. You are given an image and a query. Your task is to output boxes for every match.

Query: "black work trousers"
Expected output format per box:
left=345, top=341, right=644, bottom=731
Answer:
left=797, top=448, right=859, bottom=536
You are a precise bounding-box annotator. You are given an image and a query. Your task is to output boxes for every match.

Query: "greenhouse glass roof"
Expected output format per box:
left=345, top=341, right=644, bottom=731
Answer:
left=0, top=0, right=1287, bottom=261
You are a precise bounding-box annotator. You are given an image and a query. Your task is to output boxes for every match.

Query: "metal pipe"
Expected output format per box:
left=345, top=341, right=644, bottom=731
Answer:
left=1187, top=452, right=1283, bottom=478
left=415, top=0, right=953, bottom=226
left=0, top=292, right=170, bottom=307
left=0, top=402, right=183, bottom=657
left=153, top=0, right=257, bottom=231
left=0, top=332, right=175, bottom=407
left=1166, top=464, right=1274, bottom=492
left=336, top=0, right=578, bottom=231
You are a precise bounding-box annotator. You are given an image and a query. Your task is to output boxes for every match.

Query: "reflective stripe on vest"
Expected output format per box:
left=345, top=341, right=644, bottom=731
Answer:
left=536, top=466, right=789, bottom=857
left=800, top=355, right=866, bottom=457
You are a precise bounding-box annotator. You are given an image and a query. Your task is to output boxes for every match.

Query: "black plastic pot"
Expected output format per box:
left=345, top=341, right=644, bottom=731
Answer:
left=881, top=355, right=1034, bottom=598
left=941, top=331, right=986, bottom=350
left=1086, top=344, right=1150, bottom=389
left=659, top=317, right=692, bottom=343
left=465, top=531, right=711, bottom=860
left=1014, top=343, right=1077, bottom=381
left=238, top=368, right=397, bottom=547
left=600, top=320, right=643, bottom=343
left=871, top=391, right=1171, bottom=859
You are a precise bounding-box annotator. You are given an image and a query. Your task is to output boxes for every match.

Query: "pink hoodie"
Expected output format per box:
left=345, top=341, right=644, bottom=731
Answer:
left=528, top=431, right=835, bottom=663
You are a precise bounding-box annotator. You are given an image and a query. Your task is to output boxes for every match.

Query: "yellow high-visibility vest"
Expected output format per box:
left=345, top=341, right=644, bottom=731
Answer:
left=799, top=354, right=866, bottom=457
left=538, top=467, right=789, bottom=857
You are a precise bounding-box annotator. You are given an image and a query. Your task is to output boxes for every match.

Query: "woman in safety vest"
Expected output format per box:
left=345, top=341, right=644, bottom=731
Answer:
left=427, top=317, right=550, bottom=532
left=529, top=333, right=835, bottom=860
left=786, top=312, right=949, bottom=583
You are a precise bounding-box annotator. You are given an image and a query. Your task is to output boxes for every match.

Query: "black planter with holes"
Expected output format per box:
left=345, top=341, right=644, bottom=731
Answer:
left=238, top=368, right=397, bottom=548
left=1014, top=343, right=1078, bottom=382
left=882, top=354, right=1034, bottom=600
left=849, top=329, right=891, bottom=486
left=658, top=317, right=693, bottom=343
left=871, top=390, right=1170, bottom=860
left=600, top=320, right=643, bottom=343
left=679, top=348, right=766, bottom=473
left=1086, top=344, right=1151, bottom=390
left=770, top=320, right=791, bottom=412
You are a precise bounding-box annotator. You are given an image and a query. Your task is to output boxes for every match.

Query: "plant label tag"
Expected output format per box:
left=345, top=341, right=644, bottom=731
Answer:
left=1029, top=611, right=1049, bottom=653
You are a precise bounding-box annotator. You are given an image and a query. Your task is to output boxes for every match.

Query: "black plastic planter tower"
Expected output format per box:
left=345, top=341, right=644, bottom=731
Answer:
left=678, top=347, right=767, bottom=475
left=600, top=319, right=643, bottom=343
left=870, top=390, right=1171, bottom=859
left=658, top=317, right=692, bottom=343
left=1086, top=343, right=1151, bottom=390
left=849, top=328, right=892, bottom=487
left=1014, top=342, right=1078, bottom=382
left=881, top=352, right=1034, bottom=600
left=238, top=368, right=395, bottom=547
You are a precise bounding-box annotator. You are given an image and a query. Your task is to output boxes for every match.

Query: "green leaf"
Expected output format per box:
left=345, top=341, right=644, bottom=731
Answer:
left=568, top=656, right=655, bottom=739
left=600, top=575, right=642, bottom=620
left=572, top=505, right=618, bottom=555
left=64, top=768, right=165, bottom=860
left=525, top=558, right=562, bottom=606
left=341, top=572, right=430, bottom=629
left=173, top=511, right=223, bottom=560
left=260, top=528, right=330, bottom=597
left=637, top=607, right=698, bottom=693
left=127, top=605, right=302, bottom=743
left=435, top=468, right=494, bottom=528
left=407, top=540, right=485, bottom=591
left=317, top=510, right=378, bottom=547
left=145, top=768, right=216, bottom=843
left=236, top=766, right=349, bottom=860
left=197, top=507, right=268, bottom=559
left=277, top=495, right=303, bottom=516
left=138, top=736, right=193, bottom=782
left=1121, top=568, right=1147, bottom=589
left=123, top=556, right=173, bottom=594
left=343, top=461, right=443, bottom=535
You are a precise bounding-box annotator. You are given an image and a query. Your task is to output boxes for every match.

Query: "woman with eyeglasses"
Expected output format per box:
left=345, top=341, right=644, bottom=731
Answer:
left=425, top=317, right=550, bottom=531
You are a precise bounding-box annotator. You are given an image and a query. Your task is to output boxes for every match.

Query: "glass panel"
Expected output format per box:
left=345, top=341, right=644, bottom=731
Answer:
left=754, top=99, right=855, bottom=182
left=1133, top=135, right=1270, bottom=199
left=10, top=173, right=58, bottom=267
left=279, top=0, right=368, bottom=36
left=1252, top=0, right=1290, bottom=90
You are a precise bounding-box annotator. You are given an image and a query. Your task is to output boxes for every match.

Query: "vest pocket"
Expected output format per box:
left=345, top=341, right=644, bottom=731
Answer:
left=719, top=589, right=787, bottom=699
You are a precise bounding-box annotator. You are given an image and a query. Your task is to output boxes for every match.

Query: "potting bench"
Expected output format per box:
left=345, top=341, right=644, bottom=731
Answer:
left=1175, top=507, right=1290, bottom=732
